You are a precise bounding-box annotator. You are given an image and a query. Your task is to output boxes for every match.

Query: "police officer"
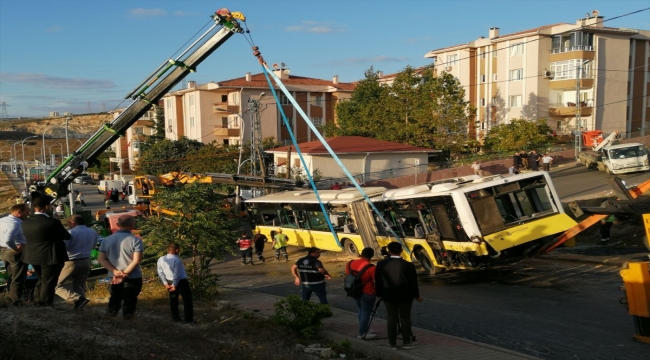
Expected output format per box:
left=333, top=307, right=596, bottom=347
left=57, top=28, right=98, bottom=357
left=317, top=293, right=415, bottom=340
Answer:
left=290, top=247, right=331, bottom=304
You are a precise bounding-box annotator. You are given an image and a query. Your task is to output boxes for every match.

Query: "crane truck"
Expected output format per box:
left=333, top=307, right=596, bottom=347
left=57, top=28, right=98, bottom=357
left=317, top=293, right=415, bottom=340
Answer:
left=578, top=130, right=649, bottom=175
left=32, top=8, right=247, bottom=199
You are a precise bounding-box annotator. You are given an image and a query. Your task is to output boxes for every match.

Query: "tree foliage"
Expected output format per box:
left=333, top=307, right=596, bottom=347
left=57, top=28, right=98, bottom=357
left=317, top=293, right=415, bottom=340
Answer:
left=86, top=151, right=114, bottom=175
left=140, top=105, right=166, bottom=153
left=323, top=66, right=477, bottom=155
left=136, top=137, right=204, bottom=175
left=139, top=183, right=240, bottom=298
left=482, top=119, right=553, bottom=153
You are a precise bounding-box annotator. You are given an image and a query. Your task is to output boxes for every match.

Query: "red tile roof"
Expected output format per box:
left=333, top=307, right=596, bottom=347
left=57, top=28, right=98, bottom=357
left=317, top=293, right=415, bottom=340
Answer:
left=266, top=136, right=438, bottom=154
left=216, top=73, right=356, bottom=91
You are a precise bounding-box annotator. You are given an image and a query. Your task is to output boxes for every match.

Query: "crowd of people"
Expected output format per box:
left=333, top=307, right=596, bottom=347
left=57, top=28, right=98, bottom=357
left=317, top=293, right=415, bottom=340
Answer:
left=472, top=149, right=555, bottom=177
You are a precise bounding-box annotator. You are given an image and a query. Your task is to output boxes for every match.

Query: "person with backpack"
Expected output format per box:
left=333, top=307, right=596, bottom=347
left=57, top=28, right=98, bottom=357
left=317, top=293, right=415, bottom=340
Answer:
left=344, top=247, right=377, bottom=340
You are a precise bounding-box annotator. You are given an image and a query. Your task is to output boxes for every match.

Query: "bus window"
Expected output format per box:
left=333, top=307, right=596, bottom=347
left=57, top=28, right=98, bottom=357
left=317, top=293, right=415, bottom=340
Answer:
left=295, top=210, right=310, bottom=229
left=278, top=208, right=297, bottom=228
left=307, top=211, right=329, bottom=231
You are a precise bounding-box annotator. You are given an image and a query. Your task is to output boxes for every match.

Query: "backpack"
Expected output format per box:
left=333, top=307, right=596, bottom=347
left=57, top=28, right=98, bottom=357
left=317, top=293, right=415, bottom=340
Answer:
left=343, top=261, right=373, bottom=298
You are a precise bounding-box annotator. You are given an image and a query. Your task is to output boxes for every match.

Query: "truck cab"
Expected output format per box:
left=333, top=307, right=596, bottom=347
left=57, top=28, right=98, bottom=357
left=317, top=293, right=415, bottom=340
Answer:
left=601, top=143, right=650, bottom=174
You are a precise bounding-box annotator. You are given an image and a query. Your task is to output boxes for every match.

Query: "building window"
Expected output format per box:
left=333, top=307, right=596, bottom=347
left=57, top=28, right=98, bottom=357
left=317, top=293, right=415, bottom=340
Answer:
left=281, top=117, right=291, bottom=127
left=493, top=48, right=498, bottom=57
left=510, top=43, right=524, bottom=57
left=279, top=94, right=291, bottom=105
left=315, top=95, right=322, bottom=106
left=221, top=94, right=228, bottom=102
left=189, top=95, right=194, bottom=106
left=481, top=98, right=486, bottom=106
left=493, top=73, right=497, bottom=81
left=228, top=92, right=239, bottom=105
left=446, top=54, right=458, bottom=65
left=311, top=117, right=322, bottom=126
left=509, top=95, right=522, bottom=107
left=221, top=117, right=228, bottom=127
left=223, top=139, right=229, bottom=145
left=550, top=59, right=592, bottom=80
left=229, top=115, right=239, bottom=127
left=133, top=127, right=144, bottom=135
left=190, top=117, right=195, bottom=127
left=509, top=69, right=523, bottom=81
left=481, top=51, right=486, bottom=59
left=551, top=32, right=594, bottom=53
left=167, top=99, right=173, bottom=109
left=481, top=121, right=485, bottom=129
left=557, top=121, right=563, bottom=131
left=481, top=74, right=486, bottom=83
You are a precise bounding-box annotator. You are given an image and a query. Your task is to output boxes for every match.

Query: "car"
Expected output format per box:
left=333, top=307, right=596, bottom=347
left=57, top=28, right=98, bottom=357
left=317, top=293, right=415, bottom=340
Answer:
left=74, top=175, right=94, bottom=185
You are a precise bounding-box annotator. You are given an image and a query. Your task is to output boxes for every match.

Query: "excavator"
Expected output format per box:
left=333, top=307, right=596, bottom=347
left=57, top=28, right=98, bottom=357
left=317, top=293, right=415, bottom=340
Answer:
left=31, top=8, right=248, bottom=199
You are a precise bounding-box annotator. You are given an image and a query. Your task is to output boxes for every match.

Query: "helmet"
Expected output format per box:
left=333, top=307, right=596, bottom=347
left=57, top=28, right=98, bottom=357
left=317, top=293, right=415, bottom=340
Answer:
left=277, top=228, right=283, bottom=233
left=254, top=228, right=261, bottom=234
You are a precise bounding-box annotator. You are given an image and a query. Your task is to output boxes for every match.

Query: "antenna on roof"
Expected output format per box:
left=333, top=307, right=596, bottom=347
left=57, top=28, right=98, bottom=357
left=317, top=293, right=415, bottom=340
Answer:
left=272, top=63, right=279, bottom=70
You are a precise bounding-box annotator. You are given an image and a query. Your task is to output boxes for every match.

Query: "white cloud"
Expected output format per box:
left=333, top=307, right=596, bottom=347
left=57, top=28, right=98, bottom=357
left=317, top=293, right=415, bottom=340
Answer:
left=285, top=21, right=346, bottom=33
left=173, top=10, right=199, bottom=17
left=0, top=72, right=115, bottom=89
left=127, top=8, right=166, bottom=18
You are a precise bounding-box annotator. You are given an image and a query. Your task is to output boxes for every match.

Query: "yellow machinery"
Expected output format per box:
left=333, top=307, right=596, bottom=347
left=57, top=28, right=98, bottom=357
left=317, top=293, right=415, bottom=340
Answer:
left=620, top=262, right=650, bottom=343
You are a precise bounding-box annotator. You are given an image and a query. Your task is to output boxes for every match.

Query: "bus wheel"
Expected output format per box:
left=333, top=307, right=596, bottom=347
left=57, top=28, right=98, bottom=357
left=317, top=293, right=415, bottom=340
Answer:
left=415, top=248, right=445, bottom=275
left=342, top=239, right=359, bottom=256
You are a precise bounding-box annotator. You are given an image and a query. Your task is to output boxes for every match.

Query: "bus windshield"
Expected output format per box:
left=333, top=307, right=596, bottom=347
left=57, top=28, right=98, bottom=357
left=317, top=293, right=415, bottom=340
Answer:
left=466, top=176, right=556, bottom=234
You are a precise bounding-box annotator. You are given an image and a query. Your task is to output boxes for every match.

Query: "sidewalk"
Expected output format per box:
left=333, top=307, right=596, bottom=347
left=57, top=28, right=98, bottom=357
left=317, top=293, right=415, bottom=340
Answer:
left=220, top=288, right=541, bottom=360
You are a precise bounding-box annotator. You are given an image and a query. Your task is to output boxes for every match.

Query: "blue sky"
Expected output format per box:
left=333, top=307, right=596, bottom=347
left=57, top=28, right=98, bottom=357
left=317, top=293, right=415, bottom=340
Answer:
left=1, top=0, right=648, bottom=118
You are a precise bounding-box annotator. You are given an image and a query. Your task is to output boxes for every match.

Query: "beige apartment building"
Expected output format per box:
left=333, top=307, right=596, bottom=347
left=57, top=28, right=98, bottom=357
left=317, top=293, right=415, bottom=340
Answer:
left=424, top=12, right=650, bottom=141
left=110, top=106, right=158, bottom=172
left=162, top=69, right=355, bottom=146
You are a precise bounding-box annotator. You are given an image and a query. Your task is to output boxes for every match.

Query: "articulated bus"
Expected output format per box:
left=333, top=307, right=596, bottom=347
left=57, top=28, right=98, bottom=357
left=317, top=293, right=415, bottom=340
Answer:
left=245, top=172, right=577, bottom=274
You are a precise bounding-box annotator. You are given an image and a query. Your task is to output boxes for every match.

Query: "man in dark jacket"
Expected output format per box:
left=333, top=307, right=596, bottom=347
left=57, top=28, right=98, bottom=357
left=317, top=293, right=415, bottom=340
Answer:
left=375, top=242, right=423, bottom=350
left=21, top=195, right=72, bottom=306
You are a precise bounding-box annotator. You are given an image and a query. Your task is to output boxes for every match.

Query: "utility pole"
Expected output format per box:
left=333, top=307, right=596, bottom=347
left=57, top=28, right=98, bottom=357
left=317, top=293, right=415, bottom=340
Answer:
left=575, top=59, right=591, bottom=159
left=247, top=92, right=265, bottom=176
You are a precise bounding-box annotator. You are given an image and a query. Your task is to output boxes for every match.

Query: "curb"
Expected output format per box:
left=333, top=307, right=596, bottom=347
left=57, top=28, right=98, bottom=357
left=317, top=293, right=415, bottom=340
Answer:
left=221, top=287, right=541, bottom=360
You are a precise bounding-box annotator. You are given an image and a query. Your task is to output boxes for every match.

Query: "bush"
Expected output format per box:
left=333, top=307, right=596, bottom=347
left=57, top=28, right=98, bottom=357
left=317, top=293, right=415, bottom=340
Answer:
left=272, top=295, right=332, bottom=339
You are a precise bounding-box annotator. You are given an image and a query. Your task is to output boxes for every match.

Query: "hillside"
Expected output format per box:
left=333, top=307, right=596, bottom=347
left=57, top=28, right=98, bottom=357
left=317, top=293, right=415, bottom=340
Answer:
left=0, top=114, right=112, bottom=139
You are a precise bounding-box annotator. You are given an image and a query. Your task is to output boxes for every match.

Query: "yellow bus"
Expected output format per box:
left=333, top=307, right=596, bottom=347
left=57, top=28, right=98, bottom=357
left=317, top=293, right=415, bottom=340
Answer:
left=245, top=172, right=577, bottom=274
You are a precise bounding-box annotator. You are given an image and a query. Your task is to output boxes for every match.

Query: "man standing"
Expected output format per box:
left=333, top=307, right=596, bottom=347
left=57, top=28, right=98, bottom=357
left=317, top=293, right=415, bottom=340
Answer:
left=520, top=150, right=529, bottom=170
left=291, top=247, right=331, bottom=304
left=542, top=153, right=554, bottom=172
left=252, top=228, right=268, bottom=263
left=375, top=242, right=423, bottom=350
left=0, top=203, right=30, bottom=305
left=513, top=152, right=521, bottom=170
left=272, top=228, right=289, bottom=262
left=529, top=150, right=540, bottom=171
left=76, top=192, right=87, bottom=207
left=22, top=196, right=71, bottom=307
left=98, top=215, right=143, bottom=319
left=345, top=247, right=377, bottom=340
left=157, top=243, right=193, bottom=323
left=236, top=233, right=254, bottom=265
left=55, top=214, right=98, bottom=310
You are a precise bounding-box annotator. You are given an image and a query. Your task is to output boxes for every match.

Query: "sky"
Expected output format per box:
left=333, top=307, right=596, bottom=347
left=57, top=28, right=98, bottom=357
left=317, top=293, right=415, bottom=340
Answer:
left=0, top=0, right=649, bottom=118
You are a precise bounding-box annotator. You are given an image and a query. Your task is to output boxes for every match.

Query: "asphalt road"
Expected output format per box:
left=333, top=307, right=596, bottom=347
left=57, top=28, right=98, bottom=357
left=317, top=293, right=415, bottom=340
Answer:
left=549, top=163, right=650, bottom=201
left=214, top=250, right=648, bottom=360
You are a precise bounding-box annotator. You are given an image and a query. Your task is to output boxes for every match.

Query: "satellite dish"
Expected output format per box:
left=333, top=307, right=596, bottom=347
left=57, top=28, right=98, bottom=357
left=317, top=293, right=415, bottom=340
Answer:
left=281, top=62, right=287, bottom=68
left=592, top=10, right=599, bottom=16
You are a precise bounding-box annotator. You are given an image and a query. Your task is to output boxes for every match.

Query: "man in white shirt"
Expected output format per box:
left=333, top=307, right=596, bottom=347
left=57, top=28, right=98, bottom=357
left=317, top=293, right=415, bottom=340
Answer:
left=157, top=243, right=193, bottom=323
left=55, top=214, right=99, bottom=310
left=0, top=203, right=30, bottom=305
left=471, top=161, right=481, bottom=176
left=541, top=154, right=554, bottom=172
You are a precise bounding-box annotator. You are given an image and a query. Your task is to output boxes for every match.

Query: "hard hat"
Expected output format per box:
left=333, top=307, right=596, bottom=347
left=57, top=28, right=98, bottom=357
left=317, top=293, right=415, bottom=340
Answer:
left=255, top=228, right=261, bottom=234
left=277, top=228, right=283, bottom=233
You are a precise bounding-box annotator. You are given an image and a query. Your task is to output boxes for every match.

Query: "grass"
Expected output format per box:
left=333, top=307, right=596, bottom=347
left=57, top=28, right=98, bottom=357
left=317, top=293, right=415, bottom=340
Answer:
left=0, top=269, right=373, bottom=360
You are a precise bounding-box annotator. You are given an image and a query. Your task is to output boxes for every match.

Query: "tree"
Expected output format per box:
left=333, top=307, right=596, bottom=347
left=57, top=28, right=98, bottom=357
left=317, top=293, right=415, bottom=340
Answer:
left=86, top=150, right=114, bottom=175
left=140, top=105, right=166, bottom=153
left=482, top=119, right=552, bottom=153
left=324, top=66, right=476, bottom=156
left=185, top=144, right=239, bottom=174
left=136, top=137, right=204, bottom=175
left=139, top=183, right=240, bottom=298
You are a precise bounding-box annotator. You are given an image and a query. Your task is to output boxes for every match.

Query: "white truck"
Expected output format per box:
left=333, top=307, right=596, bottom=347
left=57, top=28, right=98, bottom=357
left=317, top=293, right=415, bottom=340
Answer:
left=579, top=131, right=650, bottom=174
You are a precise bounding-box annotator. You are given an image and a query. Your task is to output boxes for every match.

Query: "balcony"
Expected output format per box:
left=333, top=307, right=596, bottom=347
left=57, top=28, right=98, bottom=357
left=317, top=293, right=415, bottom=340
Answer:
left=213, top=127, right=239, bottom=137
left=548, top=102, right=593, bottom=117
left=549, top=77, right=593, bottom=90
left=550, top=47, right=595, bottom=62
left=551, top=45, right=594, bottom=54
left=213, top=104, right=240, bottom=113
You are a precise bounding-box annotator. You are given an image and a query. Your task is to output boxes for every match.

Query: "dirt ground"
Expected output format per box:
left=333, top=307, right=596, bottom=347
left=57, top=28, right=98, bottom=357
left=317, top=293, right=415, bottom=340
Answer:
left=0, top=172, right=19, bottom=214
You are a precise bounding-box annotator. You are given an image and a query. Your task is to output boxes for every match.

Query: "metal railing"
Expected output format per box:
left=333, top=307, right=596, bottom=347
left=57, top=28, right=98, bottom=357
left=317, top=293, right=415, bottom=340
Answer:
left=551, top=45, right=594, bottom=54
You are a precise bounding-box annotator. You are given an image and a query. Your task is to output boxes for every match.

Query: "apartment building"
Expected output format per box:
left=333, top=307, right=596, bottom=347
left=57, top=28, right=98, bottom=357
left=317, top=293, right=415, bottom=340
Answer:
left=162, top=69, right=356, bottom=146
left=110, top=106, right=159, bottom=172
left=424, top=12, right=650, bottom=140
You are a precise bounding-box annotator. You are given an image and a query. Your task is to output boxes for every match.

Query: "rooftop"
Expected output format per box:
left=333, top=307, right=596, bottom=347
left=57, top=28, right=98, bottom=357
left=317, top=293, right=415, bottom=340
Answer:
left=216, top=72, right=357, bottom=91
left=266, top=136, right=439, bottom=155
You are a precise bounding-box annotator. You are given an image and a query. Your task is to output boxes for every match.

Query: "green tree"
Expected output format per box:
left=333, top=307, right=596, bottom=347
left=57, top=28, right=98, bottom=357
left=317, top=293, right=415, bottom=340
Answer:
left=86, top=150, right=115, bottom=175
left=483, top=119, right=553, bottom=153
left=185, top=144, right=239, bottom=174
left=140, top=105, right=166, bottom=153
left=137, top=137, right=204, bottom=175
left=139, top=183, right=240, bottom=298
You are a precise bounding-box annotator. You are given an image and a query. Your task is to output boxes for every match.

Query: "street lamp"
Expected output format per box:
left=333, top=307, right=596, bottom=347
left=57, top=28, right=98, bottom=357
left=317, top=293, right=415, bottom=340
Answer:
left=575, top=59, right=592, bottom=159
left=21, top=135, right=38, bottom=191
left=11, top=141, right=20, bottom=173
left=49, top=144, right=64, bottom=166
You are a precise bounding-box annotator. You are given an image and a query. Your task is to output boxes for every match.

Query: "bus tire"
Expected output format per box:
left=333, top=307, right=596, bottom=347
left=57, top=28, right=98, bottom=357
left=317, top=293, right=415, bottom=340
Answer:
left=342, top=239, right=359, bottom=256
left=415, top=248, right=445, bottom=275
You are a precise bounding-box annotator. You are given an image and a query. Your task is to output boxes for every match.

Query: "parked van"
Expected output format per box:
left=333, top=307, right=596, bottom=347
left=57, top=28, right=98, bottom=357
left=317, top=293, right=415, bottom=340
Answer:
left=97, top=180, right=124, bottom=194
